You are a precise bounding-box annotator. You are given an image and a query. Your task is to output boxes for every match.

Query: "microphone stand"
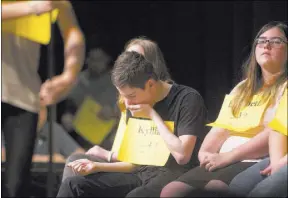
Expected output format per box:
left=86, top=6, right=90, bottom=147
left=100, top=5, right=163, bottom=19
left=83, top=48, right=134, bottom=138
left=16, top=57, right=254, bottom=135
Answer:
left=46, top=12, right=56, bottom=197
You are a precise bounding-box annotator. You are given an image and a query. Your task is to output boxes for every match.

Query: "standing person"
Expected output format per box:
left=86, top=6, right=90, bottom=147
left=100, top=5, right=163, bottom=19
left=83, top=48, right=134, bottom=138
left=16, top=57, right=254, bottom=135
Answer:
left=1, top=1, right=85, bottom=196
left=2, top=104, right=85, bottom=164
left=57, top=51, right=208, bottom=197
left=160, top=21, right=287, bottom=197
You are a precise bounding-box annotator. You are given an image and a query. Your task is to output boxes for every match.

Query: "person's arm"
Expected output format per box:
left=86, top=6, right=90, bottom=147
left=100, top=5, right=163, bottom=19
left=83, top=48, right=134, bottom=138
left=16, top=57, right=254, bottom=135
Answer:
left=198, top=81, right=247, bottom=157
left=199, top=125, right=270, bottom=171
left=260, top=131, right=287, bottom=176
left=67, top=158, right=137, bottom=175
left=1, top=148, right=6, bottom=162
left=39, top=1, right=85, bottom=105
left=227, top=128, right=270, bottom=162
left=149, top=93, right=207, bottom=165
left=1, top=1, right=34, bottom=20
left=150, top=111, right=197, bottom=165
left=57, top=1, right=85, bottom=82
left=93, top=161, right=137, bottom=173
left=85, top=145, right=120, bottom=163
left=198, top=127, right=230, bottom=167
left=1, top=1, right=62, bottom=21
left=269, top=130, right=287, bottom=167
left=198, top=127, right=230, bottom=157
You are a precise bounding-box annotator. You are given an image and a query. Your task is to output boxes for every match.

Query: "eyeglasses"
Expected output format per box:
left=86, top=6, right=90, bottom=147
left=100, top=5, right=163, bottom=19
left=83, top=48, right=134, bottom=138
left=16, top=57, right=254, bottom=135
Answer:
left=255, top=37, right=288, bottom=48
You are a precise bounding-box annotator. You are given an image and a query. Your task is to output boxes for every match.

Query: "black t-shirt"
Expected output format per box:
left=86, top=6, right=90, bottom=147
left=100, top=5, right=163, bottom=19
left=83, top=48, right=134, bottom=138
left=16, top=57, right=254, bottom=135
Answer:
left=127, top=83, right=208, bottom=173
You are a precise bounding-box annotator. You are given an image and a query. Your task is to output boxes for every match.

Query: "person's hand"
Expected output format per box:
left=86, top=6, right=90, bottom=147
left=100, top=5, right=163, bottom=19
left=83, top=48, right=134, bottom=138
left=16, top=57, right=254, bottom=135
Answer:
left=28, top=1, right=63, bottom=15
left=85, top=145, right=108, bottom=160
left=126, top=104, right=154, bottom=119
left=200, top=152, right=234, bottom=172
left=40, top=74, right=76, bottom=106
left=260, top=164, right=272, bottom=176
left=261, top=157, right=287, bottom=176
left=198, top=151, right=213, bottom=165
left=67, top=159, right=98, bottom=176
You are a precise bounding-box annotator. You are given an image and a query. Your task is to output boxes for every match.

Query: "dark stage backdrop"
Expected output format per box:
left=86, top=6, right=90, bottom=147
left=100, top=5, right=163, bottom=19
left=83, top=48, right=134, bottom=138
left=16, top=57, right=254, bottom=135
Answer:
left=38, top=0, right=287, bottom=123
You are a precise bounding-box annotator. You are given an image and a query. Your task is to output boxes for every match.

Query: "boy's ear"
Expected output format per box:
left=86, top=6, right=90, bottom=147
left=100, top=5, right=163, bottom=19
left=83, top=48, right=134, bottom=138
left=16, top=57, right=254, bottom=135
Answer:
left=147, top=79, right=155, bottom=88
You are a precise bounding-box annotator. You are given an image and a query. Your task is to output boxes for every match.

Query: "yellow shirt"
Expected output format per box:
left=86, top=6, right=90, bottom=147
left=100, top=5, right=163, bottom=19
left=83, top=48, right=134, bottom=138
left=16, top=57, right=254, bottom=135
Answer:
left=213, top=81, right=286, bottom=162
left=269, top=89, right=287, bottom=136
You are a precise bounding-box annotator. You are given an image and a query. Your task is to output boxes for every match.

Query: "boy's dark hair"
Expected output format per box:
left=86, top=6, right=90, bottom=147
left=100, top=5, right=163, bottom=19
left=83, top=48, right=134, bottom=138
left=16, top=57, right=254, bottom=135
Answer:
left=111, top=51, right=159, bottom=89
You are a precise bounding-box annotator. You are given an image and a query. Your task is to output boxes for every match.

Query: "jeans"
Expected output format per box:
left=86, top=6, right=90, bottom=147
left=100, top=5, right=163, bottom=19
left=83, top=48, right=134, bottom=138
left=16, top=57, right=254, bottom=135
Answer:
left=229, top=157, right=288, bottom=197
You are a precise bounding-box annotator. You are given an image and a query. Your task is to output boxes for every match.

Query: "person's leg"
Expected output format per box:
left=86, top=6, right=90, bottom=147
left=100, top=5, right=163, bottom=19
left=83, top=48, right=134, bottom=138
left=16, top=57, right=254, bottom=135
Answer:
left=160, top=162, right=256, bottom=197
left=228, top=158, right=270, bottom=197
left=160, top=166, right=217, bottom=198
left=62, top=153, right=106, bottom=182
left=62, top=153, right=88, bottom=182
left=160, top=181, right=196, bottom=198
left=57, top=172, right=142, bottom=197
left=248, top=164, right=287, bottom=197
left=126, top=168, right=185, bottom=197
left=2, top=102, right=38, bottom=197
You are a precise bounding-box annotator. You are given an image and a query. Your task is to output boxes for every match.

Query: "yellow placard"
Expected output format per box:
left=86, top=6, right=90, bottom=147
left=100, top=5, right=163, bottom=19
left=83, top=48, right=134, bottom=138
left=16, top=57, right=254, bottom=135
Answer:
left=2, top=1, right=59, bottom=45
left=117, top=97, right=126, bottom=112
left=111, top=111, right=127, bottom=153
left=269, top=89, right=287, bottom=136
left=73, top=96, right=117, bottom=145
left=207, top=94, right=270, bottom=137
left=117, top=118, right=174, bottom=166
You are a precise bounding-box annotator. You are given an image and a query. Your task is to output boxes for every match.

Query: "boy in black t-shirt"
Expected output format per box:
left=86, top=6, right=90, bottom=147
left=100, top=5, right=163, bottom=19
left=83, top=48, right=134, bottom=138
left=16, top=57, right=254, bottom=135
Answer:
left=57, top=51, right=208, bottom=197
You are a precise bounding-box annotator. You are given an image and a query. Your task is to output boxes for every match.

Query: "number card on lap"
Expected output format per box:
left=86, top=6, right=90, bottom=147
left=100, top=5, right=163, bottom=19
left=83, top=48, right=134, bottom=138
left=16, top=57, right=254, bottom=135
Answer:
left=117, top=118, right=174, bottom=166
left=207, top=94, right=270, bottom=135
left=269, top=89, right=287, bottom=136
left=73, top=96, right=116, bottom=145
left=2, top=1, right=58, bottom=45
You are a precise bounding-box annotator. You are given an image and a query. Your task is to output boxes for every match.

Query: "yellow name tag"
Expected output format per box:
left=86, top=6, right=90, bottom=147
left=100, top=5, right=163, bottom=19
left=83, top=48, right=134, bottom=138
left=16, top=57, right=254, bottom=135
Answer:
left=269, top=89, right=287, bottom=136
left=207, top=94, right=270, bottom=136
left=112, top=115, right=174, bottom=166
left=73, top=96, right=116, bottom=145
left=111, top=111, right=127, bottom=153
left=2, top=1, right=58, bottom=45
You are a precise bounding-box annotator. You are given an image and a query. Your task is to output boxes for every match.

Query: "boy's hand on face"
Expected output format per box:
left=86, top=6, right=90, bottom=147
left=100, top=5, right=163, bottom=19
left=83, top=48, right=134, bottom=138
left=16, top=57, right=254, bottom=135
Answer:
left=127, top=104, right=154, bottom=119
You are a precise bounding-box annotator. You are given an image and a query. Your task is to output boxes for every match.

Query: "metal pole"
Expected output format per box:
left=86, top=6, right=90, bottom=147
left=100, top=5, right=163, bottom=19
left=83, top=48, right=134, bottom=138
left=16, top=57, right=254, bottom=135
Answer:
left=46, top=12, right=56, bottom=197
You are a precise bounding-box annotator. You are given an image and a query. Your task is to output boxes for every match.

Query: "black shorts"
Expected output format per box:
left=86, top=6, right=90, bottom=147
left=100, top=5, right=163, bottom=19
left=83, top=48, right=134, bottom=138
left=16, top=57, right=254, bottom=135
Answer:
left=175, top=162, right=256, bottom=188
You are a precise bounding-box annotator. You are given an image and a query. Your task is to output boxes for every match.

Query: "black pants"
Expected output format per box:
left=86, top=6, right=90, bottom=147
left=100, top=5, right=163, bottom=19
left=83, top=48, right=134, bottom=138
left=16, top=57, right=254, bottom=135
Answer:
left=57, top=165, right=184, bottom=197
left=1, top=102, right=38, bottom=197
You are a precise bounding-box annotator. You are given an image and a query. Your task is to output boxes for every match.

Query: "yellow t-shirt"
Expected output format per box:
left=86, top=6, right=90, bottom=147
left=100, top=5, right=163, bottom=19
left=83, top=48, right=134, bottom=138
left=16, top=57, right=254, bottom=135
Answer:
left=208, top=80, right=287, bottom=138
left=268, top=89, right=287, bottom=136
